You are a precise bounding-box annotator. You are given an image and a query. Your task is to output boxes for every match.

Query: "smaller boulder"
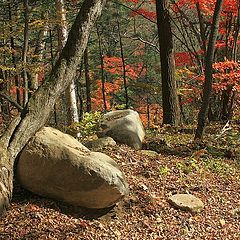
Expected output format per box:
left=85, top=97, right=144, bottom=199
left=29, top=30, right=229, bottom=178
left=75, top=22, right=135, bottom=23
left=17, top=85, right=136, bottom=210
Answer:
left=84, top=137, right=116, bottom=151
left=168, top=194, right=204, bottom=212
left=140, top=150, right=159, bottom=157
left=98, top=109, right=145, bottom=150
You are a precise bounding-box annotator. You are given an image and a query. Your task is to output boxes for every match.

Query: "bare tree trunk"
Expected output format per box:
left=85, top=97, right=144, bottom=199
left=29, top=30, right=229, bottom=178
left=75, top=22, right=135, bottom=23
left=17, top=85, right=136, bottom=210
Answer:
left=8, top=2, right=21, bottom=106
left=76, top=62, right=84, bottom=120
left=196, top=2, right=206, bottom=54
left=0, top=0, right=106, bottom=217
left=84, top=47, right=92, bottom=112
left=49, top=29, right=58, bottom=126
left=117, top=15, right=129, bottom=109
left=232, top=5, right=240, bottom=61
left=195, top=0, right=223, bottom=140
left=22, top=0, right=30, bottom=106
left=32, top=22, right=48, bottom=91
left=55, top=0, right=79, bottom=125
left=156, top=0, right=180, bottom=126
left=96, top=25, right=107, bottom=111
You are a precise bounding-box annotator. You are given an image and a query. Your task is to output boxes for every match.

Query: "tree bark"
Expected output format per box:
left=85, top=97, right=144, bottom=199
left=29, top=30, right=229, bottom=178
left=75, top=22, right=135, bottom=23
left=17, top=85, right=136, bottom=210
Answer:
left=84, top=47, right=92, bottom=112
left=96, top=25, right=107, bottom=111
left=8, top=2, right=21, bottom=106
left=117, top=15, right=129, bottom=109
left=0, top=0, right=106, bottom=217
left=156, top=0, right=180, bottom=126
left=55, top=0, right=79, bottom=125
left=195, top=0, right=223, bottom=140
left=22, top=0, right=30, bottom=106
left=32, top=22, right=48, bottom=91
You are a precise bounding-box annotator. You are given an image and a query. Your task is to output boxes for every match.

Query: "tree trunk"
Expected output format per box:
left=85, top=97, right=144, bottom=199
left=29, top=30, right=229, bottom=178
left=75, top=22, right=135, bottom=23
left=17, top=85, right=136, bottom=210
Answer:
left=0, top=0, right=106, bottom=217
left=32, top=22, right=48, bottom=91
left=96, top=25, right=107, bottom=111
left=55, top=0, right=79, bottom=125
left=22, top=0, right=30, bottom=106
left=84, top=47, right=92, bottom=112
left=195, top=0, right=223, bottom=140
left=8, top=2, right=21, bottom=106
left=156, top=0, right=180, bottom=126
left=232, top=5, right=240, bottom=61
left=117, top=15, right=129, bottom=109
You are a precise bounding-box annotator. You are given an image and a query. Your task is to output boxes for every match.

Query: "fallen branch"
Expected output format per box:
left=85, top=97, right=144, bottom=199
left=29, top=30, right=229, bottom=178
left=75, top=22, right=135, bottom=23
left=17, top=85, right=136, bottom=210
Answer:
left=215, top=120, right=231, bottom=139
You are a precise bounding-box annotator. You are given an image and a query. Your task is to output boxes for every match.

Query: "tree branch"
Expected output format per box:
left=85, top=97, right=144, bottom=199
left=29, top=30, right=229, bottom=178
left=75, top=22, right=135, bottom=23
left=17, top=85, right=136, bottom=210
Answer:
left=0, top=92, right=23, bottom=111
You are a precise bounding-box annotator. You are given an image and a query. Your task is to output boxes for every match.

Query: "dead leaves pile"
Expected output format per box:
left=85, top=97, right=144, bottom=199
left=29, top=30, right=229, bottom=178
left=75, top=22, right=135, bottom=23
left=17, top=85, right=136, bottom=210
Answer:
left=0, top=131, right=239, bottom=239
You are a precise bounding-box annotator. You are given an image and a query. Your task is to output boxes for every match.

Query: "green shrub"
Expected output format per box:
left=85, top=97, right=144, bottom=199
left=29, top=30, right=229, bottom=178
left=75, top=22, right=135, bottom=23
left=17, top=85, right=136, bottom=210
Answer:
left=65, top=112, right=102, bottom=138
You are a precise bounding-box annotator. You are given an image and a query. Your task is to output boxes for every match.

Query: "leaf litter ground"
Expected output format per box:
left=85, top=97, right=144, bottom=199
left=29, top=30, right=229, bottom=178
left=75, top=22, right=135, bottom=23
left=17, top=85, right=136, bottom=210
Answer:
left=0, top=124, right=239, bottom=240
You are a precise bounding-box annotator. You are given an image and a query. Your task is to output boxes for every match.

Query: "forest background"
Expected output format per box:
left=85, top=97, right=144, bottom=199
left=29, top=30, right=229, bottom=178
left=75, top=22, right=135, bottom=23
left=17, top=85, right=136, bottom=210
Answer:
left=0, top=1, right=239, bottom=239
left=1, top=0, right=240, bottom=136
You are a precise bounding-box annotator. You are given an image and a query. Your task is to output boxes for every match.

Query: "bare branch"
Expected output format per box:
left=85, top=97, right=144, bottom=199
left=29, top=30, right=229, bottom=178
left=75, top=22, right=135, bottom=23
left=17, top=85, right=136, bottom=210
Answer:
left=0, top=92, right=23, bottom=111
left=125, top=36, right=160, bottom=52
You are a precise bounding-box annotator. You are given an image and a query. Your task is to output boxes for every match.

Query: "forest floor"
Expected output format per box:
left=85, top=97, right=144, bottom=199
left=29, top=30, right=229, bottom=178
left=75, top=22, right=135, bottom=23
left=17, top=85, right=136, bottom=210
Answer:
left=0, top=123, right=239, bottom=240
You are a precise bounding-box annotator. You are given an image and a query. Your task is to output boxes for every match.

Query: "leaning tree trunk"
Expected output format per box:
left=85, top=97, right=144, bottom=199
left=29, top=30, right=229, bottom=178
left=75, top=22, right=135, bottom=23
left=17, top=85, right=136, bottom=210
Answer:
left=156, top=0, right=180, bottom=126
left=195, top=0, right=223, bottom=140
left=0, top=0, right=106, bottom=217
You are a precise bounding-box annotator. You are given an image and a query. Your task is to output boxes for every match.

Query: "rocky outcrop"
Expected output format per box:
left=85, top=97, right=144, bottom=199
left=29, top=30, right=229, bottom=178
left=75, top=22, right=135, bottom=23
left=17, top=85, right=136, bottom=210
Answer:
left=98, top=109, right=145, bottom=150
left=17, top=127, right=129, bottom=209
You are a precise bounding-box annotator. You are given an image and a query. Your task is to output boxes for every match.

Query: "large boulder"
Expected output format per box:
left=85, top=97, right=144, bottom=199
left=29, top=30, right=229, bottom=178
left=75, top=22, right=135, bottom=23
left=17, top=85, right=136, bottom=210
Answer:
left=17, top=127, right=129, bottom=209
left=98, top=109, right=145, bottom=150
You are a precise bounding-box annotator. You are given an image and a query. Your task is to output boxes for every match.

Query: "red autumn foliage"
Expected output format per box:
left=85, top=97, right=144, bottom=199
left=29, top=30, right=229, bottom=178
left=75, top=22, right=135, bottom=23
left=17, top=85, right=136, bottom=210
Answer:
left=175, top=52, right=195, bottom=67
left=212, top=60, right=240, bottom=92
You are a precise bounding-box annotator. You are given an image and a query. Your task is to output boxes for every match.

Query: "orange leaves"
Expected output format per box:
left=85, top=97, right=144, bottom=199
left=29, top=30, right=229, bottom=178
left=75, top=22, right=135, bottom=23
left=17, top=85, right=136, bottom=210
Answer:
left=103, top=55, right=143, bottom=81
left=136, top=102, right=162, bottom=127
left=93, top=55, right=145, bottom=111
left=126, top=0, right=139, bottom=3
left=173, top=0, right=238, bottom=17
left=175, top=52, right=194, bottom=67
left=129, top=8, right=156, bottom=21
left=211, top=60, right=240, bottom=92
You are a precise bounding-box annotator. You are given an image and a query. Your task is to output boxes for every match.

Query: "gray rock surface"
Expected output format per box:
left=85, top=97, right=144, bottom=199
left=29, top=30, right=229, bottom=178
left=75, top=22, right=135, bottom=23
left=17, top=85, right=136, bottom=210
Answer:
left=140, top=150, right=159, bottom=157
left=98, top=109, right=145, bottom=150
left=168, top=194, right=204, bottom=212
left=84, top=137, right=116, bottom=151
left=17, top=127, right=129, bottom=209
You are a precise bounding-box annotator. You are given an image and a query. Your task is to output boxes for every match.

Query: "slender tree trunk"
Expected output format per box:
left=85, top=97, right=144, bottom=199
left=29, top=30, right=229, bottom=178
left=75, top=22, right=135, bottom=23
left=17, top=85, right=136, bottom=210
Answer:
left=32, top=22, right=48, bottom=91
left=96, top=25, right=107, bottom=111
left=8, top=2, right=21, bottom=106
left=76, top=62, right=84, bottom=120
left=146, top=97, right=150, bottom=129
left=116, top=15, right=129, bottom=109
left=196, top=2, right=206, bottom=55
left=0, top=0, right=106, bottom=217
left=156, top=0, right=180, bottom=126
left=49, top=29, right=58, bottom=126
left=195, top=0, right=223, bottom=140
left=84, top=47, right=92, bottom=112
left=22, top=0, right=30, bottom=106
left=221, top=86, right=232, bottom=121
left=232, top=5, right=240, bottom=61
left=55, top=0, right=79, bottom=125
